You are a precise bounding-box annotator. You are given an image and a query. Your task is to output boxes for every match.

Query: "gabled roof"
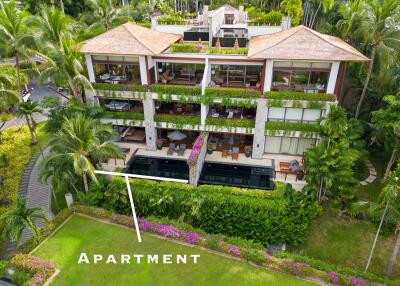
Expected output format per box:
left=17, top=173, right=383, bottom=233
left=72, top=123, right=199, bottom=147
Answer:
left=222, top=4, right=238, bottom=13
left=248, top=25, right=369, bottom=62
left=80, top=23, right=181, bottom=56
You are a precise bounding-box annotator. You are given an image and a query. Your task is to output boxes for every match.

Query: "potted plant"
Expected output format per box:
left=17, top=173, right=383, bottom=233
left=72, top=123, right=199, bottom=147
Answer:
left=156, top=139, right=163, bottom=150
left=244, top=146, right=252, bottom=157
left=207, top=143, right=216, bottom=154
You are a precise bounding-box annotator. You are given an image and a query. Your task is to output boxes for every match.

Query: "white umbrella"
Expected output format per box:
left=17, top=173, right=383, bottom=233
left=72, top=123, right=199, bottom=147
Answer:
left=167, top=131, right=187, bottom=141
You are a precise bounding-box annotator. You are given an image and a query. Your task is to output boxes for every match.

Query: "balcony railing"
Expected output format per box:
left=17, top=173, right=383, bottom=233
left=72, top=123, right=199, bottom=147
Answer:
left=266, top=91, right=336, bottom=102
left=102, top=111, right=145, bottom=121
left=205, top=87, right=261, bottom=99
left=206, top=117, right=255, bottom=128
left=154, top=114, right=201, bottom=126
left=265, top=121, right=321, bottom=133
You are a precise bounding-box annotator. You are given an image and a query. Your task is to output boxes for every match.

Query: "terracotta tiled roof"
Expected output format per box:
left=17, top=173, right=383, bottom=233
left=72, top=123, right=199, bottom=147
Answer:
left=81, top=23, right=181, bottom=56
left=248, top=25, right=369, bottom=62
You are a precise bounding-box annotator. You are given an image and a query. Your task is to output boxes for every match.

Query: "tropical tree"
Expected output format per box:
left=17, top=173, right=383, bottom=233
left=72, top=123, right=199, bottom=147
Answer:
left=16, top=101, right=42, bottom=145
left=302, top=0, right=335, bottom=28
left=371, top=94, right=400, bottom=180
left=41, top=114, right=122, bottom=193
left=304, top=106, right=363, bottom=206
left=27, top=5, right=74, bottom=49
left=360, top=164, right=400, bottom=274
left=82, top=0, right=129, bottom=33
left=350, top=0, right=400, bottom=118
left=280, top=0, right=303, bottom=25
left=0, top=197, right=47, bottom=243
left=336, top=0, right=366, bottom=40
left=0, top=0, right=37, bottom=98
left=37, top=38, right=93, bottom=103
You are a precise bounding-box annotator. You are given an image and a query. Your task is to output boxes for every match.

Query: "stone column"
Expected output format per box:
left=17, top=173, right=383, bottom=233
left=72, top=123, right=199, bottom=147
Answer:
left=139, top=56, right=148, bottom=85
left=327, top=61, right=340, bottom=94
left=252, top=98, right=268, bottom=159
left=85, top=54, right=95, bottom=83
left=188, top=132, right=209, bottom=186
left=143, top=93, right=157, bottom=150
left=201, top=104, right=209, bottom=125
left=263, top=60, right=273, bottom=93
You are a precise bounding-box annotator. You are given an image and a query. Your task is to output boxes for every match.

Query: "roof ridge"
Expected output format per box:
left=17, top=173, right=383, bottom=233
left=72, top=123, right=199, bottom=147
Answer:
left=251, top=26, right=303, bottom=58
left=301, top=25, right=368, bottom=60
left=122, top=23, right=154, bottom=55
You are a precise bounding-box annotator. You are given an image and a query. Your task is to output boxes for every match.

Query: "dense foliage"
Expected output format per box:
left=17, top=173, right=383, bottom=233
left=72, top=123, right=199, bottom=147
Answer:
left=267, top=91, right=336, bottom=102
left=205, top=87, right=261, bottom=99
left=82, top=178, right=321, bottom=245
left=206, top=117, right=255, bottom=128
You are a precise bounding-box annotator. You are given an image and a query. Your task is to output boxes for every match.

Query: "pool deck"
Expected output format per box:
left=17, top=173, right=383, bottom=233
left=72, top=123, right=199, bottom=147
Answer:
left=101, top=142, right=306, bottom=189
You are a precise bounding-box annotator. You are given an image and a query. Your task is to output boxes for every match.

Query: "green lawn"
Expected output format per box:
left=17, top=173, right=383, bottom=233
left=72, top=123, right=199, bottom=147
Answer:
left=290, top=209, right=399, bottom=279
left=33, top=215, right=315, bottom=286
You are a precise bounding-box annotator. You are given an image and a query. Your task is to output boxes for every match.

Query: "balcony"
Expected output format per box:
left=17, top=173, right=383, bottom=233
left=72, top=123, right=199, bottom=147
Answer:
left=206, top=105, right=256, bottom=128
left=156, top=62, right=204, bottom=86
left=210, top=64, right=262, bottom=90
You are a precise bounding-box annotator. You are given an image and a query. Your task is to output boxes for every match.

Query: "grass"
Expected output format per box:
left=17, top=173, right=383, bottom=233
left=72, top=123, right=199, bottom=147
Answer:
left=290, top=209, right=399, bottom=279
left=33, top=215, right=316, bottom=286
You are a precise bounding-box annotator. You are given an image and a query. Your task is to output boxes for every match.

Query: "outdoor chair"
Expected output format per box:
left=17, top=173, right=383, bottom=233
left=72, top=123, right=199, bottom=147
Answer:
left=232, top=152, right=239, bottom=160
left=177, top=144, right=186, bottom=156
left=167, top=143, right=175, bottom=155
left=222, top=150, right=228, bottom=158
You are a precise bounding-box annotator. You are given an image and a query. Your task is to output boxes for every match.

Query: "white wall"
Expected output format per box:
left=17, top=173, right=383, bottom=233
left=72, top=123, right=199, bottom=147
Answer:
left=248, top=26, right=282, bottom=38
left=327, top=61, right=340, bottom=94
left=85, top=54, right=95, bottom=83
left=139, top=56, right=148, bottom=85
left=263, top=60, right=273, bottom=92
left=154, top=25, right=191, bottom=36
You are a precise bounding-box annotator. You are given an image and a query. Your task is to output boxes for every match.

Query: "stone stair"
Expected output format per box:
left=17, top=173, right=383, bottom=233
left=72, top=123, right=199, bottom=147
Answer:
left=1, top=151, right=54, bottom=258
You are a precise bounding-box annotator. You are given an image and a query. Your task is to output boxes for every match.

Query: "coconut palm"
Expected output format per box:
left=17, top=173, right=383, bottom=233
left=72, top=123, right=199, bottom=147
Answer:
left=351, top=0, right=400, bottom=118
left=37, top=38, right=93, bottom=103
left=27, top=5, right=74, bottom=49
left=360, top=165, right=400, bottom=274
left=0, top=197, right=47, bottom=243
left=0, top=72, right=19, bottom=110
left=83, top=0, right=129, bottom=33
left=16, top=101, right=42, bottom=145
left=42, top=114, right=122, bottom=193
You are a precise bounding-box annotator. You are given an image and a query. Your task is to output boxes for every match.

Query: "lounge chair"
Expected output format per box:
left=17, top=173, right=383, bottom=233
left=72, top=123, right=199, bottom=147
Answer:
left=232, top=147, right=239, bottom=160
left=167, top=143, right=175, bottom=155
left=222, top=150, right=228, bottom=158
left=177, top=144, right=186, bottom=156
left=227, top=111, right=234, bottom=119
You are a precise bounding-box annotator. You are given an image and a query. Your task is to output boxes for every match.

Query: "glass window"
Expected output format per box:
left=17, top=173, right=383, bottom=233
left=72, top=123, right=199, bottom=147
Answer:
left=303, top=109, right=321, bottom=122
left=108, top=56, right=124, bottom=62
left=309, top=71, right=329, bottom=91
left=265, top=136, right=281, bottom=153
left=297, top=138, right=316, bottom=155
left=285, top=108, right=303, bottom=122
left=93, top=55, right=108, bottom=61
left=293, top=62, right=312, bottom=68
left=273, top=61, right=293, bottom=68
left=290, top=70, right=310, bottom=87
left=311, top=62, right=331, bottom=69
left=124, top=56, right=140, bottom=62
left=272, top=70, right=291, bottom=87
left=281, top=137, right=298, bottom=154
left=268, top=107, right=285, bottom=121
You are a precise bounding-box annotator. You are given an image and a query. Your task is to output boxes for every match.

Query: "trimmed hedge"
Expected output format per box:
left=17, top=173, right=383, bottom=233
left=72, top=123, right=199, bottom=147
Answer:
left=170, top=44, right=248, bottom=55
left=149, top=84, right=201, bottom=96
left=88, top=178, right=321, bottom=245
left=205, top=117, right=255, bottom=128
left=92, top=83, right=146, bottom=92
left=205, top=87, right=261, bottom=99
left=265, top=121, right=321, bottom=133
left=102, top=111, right=144, bottom=121
left=154, top=114, right=201, bottom=125
left=267, top=91, right=336, bottom=102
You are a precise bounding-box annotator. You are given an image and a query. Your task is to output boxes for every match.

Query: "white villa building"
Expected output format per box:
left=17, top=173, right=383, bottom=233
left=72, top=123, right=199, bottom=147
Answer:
left=81, top=5, right=368, bottom=189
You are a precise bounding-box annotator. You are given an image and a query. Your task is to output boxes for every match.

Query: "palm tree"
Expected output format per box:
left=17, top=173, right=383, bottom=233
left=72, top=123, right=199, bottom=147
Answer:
left=351, top=0, right=400, bottom=118
left=84, top=0, right=129, bottom=33
left=27, top=5, right=74, bottom=49
left=16, top=101, right=42, bottom=145
left=0, top=197, right=47, bottom=243
left=42, top=114, right=122, bottom=193
left=0, top=0, right=36, bottom=99
left=336, top=0, right=366, bottom=40
left=362, top=166, right=400, bottom=274
left=0, top=72, right=20, bottom=110
left=38, top=38, right=93, bottom=103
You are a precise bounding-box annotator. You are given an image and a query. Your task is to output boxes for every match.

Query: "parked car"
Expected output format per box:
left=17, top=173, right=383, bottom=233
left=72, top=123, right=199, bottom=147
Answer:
left=105, top=101, right=132, bottom=111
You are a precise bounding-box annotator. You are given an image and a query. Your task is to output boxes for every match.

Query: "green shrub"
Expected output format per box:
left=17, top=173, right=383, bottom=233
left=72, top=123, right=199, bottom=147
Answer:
left=205, top=87, right=261, bottom=99
left=0, top=260, right=8, bottom=277
left=267, top=91, right=336, bottom=102
left=149, top=84, right=201, bottom=96
left=102, top=111, right=144, bottom=121
left=207, top=47, right=248, bottom=55
left=12, top=269, right=30, bottom=286
left=205, top=117, right=255, bottom=128
left=154, top=114, right=201, bottom=125
left=91, top=178, right=320, bottom=245
left=92, top=83, right=146, bottom=92
left=170, top=43, right=200, bottom=53
left=265, top=121, right=321, bottom=133
left=250, top=10, right=283, bottom=25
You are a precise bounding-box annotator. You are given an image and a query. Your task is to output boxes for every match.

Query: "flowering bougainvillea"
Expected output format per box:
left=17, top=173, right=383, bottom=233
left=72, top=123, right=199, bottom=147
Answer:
left=347, top=277, right=370, bottom=286
left=328, top=272, right=340, bottom=284
left=187, top=134, right=205, bottom=164
left=11, top=254, right=55, bottom=286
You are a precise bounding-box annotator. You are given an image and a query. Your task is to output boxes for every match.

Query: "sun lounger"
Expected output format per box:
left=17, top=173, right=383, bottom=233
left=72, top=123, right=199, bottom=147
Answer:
left=167, top=143, right=175, bottom=155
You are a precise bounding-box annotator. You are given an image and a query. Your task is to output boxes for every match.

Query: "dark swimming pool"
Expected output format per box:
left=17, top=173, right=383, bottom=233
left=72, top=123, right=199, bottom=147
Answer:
left=125, top=155, right=275, bottom=190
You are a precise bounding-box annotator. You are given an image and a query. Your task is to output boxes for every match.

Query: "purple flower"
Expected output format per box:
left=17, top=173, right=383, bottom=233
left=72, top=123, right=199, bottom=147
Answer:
left=182, top=231, right=200, bottom=244
left=328, top=272, right=339, bottom=284
left=227, top=245, right=241, bottom=256
left=159, top=225, right=180, bottom=238
left=264, top=252, right=274, bottom=260
left=347, top=277, right=369, bottom=286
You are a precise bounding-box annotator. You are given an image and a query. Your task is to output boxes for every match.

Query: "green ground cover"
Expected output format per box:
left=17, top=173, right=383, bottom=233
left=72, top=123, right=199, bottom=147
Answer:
left=33, top=215, right=316, bottom=286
